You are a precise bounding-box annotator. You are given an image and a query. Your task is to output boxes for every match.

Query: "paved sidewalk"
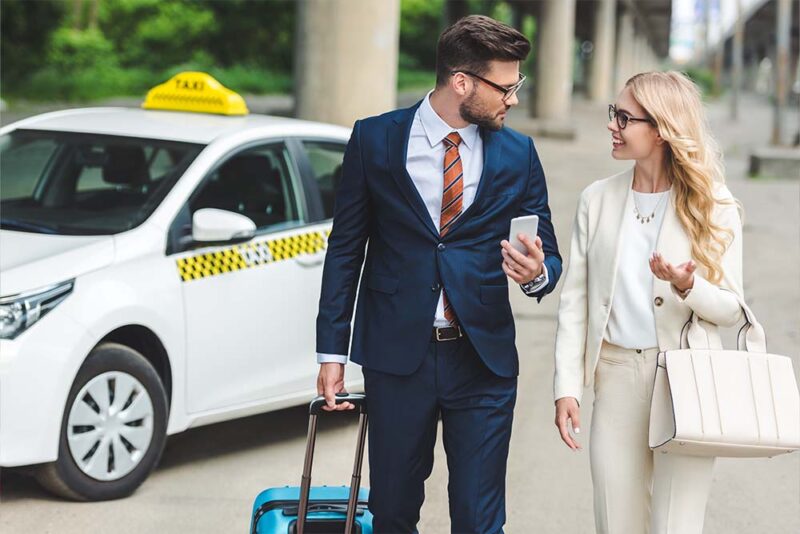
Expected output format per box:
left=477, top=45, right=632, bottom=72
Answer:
left=1, top=93, right=798, bottom=533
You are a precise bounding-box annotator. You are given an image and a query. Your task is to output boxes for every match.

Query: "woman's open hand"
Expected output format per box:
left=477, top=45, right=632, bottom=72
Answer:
left=650, top=252, right=695, bottom=293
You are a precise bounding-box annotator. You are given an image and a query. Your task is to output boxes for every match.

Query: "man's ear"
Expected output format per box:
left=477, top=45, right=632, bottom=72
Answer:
left=451, top=72, right=469, bottom=97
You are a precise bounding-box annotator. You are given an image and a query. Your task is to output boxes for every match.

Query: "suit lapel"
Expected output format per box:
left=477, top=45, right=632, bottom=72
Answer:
left=387, top=103, right=439, bottom=238
left=444, top=127, right=502, bottom=235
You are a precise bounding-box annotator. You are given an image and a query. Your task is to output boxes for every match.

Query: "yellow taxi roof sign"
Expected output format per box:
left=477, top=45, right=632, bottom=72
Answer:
left=142, top=72, right=249, bottom=116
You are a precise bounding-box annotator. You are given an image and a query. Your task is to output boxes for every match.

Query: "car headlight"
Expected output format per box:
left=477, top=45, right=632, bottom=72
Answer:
left=0, top=280, right=74, bottom=340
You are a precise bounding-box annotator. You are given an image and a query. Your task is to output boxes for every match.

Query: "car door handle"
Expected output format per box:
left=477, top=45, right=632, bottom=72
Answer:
left=295, top=252, right=325, bottom=268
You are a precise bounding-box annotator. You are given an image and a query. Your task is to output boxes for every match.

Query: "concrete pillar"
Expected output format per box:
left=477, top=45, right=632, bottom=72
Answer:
left=730, top=0, right=744, bottom=120
left=772, top=0, right=791, bottom=145
left=589, top=0, right=616, bottom=102
left=647, top=47, right=657, bottom=71
left=614, top=9, right=635, bottom=93
left=712, top=43, right=724, bottom=95
left=744, top=53, right=760, bottom=92
left=295, top=0, right=400, bottom=127
left=533, top=0, right=576, bottom=120
left=635, top=35, right=648, bottom=73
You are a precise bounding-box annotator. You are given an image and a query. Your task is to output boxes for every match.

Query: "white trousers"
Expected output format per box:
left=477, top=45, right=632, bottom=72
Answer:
left=590, top=342, right=715, bottom=534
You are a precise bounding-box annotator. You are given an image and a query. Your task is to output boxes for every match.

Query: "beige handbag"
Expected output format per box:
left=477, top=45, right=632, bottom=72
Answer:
left=649, top=293, right=800, bottom=457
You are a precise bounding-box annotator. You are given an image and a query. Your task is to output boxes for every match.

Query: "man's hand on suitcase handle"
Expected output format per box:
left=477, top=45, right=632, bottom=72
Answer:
left=317, top=363, right=355, bottom=411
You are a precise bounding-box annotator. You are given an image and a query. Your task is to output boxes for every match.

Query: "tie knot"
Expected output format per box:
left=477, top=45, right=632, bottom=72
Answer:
left=444, top=132, right=462, bottom=148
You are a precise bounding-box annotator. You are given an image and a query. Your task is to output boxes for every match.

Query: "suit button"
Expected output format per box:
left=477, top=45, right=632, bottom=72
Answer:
left=431, top=283, right=440, bottom=291
left=437, top=243, right=446, bottom=251
left=654, top=296, right=664, bottom=307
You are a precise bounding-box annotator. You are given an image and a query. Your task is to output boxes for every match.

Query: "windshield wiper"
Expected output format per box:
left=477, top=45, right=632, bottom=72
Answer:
left=0, top=218, right=59, bottom=234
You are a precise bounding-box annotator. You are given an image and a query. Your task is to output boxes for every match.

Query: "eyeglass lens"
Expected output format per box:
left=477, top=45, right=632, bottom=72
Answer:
left=503, top=78, right=525, bottom=102
left=608, top=105, right=629, bottom=129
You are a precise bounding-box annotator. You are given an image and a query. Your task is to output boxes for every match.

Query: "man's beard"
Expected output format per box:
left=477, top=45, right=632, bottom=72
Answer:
left=459, top=89, right=506, bottom=131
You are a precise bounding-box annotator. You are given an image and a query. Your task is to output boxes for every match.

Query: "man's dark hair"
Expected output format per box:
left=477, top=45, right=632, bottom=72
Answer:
left=435, top=15, right=530, bottom=87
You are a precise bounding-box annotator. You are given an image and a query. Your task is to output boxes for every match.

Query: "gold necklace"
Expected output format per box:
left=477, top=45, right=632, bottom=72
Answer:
left=633, top=190, right=668, bottom=224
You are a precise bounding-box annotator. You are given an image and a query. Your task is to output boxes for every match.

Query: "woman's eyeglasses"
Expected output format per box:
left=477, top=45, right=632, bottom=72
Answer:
left=452, top=71, right=526, bottom=103
left=608, top=104, right=655, bottom=129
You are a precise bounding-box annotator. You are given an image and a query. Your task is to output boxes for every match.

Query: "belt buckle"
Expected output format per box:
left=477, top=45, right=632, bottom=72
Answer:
left=436, top=326, right=461, bottom=342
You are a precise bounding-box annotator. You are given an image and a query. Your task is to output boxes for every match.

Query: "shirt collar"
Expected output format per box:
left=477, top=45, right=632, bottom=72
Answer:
left=419, top=90, right=479, bottom=151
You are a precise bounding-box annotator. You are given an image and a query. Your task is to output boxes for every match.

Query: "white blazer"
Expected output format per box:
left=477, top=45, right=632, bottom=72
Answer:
left=553, top=168, right=744, bottom=403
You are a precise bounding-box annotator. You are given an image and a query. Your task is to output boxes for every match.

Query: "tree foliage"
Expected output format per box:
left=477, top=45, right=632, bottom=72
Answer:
left=1, top=0, right=67, bottom=84
left=1, top=0, right=519, bottom=101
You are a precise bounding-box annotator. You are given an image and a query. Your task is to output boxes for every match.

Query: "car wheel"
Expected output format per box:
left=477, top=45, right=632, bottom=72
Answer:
left=36, top=342, right=169, bottom=501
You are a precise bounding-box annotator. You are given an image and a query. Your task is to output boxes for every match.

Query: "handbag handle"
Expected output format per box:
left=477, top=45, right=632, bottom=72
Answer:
left=680, top=313, right=722, bottom=350
left=680, top=289, right=766, bottom=352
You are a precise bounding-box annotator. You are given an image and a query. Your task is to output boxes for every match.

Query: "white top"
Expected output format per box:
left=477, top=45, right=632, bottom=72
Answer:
left=604, top=189, right=671, bottom=349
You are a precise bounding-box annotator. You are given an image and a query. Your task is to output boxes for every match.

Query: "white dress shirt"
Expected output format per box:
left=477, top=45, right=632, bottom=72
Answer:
left=604, top=189, right=670, bottom=349
left=318, top=92, right=547, bottom=364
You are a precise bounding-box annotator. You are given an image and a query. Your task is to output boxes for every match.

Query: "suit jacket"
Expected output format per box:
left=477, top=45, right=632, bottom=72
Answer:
left=553, top=168, right=744, bottom=403
left=316, top=101, right=562, bottom=377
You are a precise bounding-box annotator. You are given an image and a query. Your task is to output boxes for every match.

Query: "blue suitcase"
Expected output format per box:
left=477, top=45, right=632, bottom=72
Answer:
left=250, top=393, right=372, bottom=534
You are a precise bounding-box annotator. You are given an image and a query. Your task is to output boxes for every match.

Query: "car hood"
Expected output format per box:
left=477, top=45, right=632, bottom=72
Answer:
left=0, top=230, right=115, bottom=296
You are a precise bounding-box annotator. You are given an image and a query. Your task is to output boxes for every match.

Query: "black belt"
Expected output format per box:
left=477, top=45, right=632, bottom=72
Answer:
left=431, top=325, right=463, bottom=342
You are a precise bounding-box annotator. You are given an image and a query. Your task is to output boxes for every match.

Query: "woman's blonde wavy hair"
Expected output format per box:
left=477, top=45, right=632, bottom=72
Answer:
left=626, top=71, right=735, bottom=284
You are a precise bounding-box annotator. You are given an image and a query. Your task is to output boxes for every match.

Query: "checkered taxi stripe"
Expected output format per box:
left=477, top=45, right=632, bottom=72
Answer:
left=176, top=229, right=330, bottom=282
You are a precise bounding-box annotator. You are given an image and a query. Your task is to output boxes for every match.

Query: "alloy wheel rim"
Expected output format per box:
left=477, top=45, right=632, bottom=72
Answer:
left=66, top=371, right=154, bottom=481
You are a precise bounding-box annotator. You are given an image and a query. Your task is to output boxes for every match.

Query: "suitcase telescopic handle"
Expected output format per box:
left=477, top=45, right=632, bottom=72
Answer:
left=297, top=393, right=368, bottom=534
left=309, top=392, right=367, bottom=415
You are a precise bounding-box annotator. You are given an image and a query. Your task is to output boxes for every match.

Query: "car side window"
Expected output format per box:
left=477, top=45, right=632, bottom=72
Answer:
left=190, top=143, right=303, bottom=232
left=301, top=141, right=346, bottom=219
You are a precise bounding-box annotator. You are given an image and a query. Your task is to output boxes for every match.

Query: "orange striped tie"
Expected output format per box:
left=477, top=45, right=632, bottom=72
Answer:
left=441, top=132, right=463, bottom=325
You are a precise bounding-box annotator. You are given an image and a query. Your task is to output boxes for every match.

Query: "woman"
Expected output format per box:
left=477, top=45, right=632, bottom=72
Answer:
left=552, top=71, right=744, bottom=534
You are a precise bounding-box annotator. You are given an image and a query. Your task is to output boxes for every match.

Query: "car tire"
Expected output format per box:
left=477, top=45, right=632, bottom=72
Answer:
left=36, top=342, right=169, bottom=501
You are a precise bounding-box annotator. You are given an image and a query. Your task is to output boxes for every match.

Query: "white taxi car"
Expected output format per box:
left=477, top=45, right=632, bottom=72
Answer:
left=0, top=73, right=361, bottom=500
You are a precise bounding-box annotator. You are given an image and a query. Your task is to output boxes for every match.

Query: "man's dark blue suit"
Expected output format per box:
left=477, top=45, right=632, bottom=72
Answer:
left=316, top=100, right=562, bottom=533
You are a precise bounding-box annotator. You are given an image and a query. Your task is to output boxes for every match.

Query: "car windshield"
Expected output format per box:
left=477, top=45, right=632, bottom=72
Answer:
left=0, top=129, right=203, bottom=235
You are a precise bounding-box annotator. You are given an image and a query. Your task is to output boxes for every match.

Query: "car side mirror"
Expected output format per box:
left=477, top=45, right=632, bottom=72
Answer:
left=192, top=208, right=256, bottom=243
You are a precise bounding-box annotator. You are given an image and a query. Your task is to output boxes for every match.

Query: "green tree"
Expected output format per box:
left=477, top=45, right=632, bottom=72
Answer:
left=400, top=0, right=444, bottom=71
left=98, top=0, right=216, bottom=70
left=203, top=0, right=296, bottom=71
left=48, top=28, right=116, bottom=71
left=0, top=0, right=67, bottom=89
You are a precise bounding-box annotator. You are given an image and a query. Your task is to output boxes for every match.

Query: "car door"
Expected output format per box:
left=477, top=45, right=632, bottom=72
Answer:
left=174, top=141, right=331, bottom=414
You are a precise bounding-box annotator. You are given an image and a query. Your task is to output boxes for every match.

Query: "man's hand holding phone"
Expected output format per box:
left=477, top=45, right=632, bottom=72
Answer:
left=501, top=215, right=544, bottom=284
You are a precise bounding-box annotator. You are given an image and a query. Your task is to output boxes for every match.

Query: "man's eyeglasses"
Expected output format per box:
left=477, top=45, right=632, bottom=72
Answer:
left=608, top=104, right=655, bottom=130
left=452, top=71, right=526, bottom=103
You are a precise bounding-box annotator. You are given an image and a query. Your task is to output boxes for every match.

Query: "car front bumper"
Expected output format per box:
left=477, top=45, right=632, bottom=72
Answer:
left=0, top=312, right=94, bottom=467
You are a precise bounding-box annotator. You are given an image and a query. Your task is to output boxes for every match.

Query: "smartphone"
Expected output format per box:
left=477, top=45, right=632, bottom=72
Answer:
left=508, top=214, right=539, bottom=255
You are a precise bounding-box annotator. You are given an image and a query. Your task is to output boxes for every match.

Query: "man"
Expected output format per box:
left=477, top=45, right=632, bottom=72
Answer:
left=316, top=15, right=562, bottom=534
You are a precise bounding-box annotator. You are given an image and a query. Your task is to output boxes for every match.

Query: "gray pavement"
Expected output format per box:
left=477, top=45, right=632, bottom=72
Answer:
left=1, top=93, right=798, bottom=533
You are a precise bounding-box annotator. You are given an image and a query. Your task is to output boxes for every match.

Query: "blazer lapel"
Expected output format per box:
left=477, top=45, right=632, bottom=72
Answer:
left=444, top=126, right=502, bottom=235
left=387, top=103, right=439, bottom=238
left=600, top=168, right=635, bottom=306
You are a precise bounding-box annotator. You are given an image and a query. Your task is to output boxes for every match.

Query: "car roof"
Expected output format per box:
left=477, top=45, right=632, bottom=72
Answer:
left=6, top=107, right=352, bottom=145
